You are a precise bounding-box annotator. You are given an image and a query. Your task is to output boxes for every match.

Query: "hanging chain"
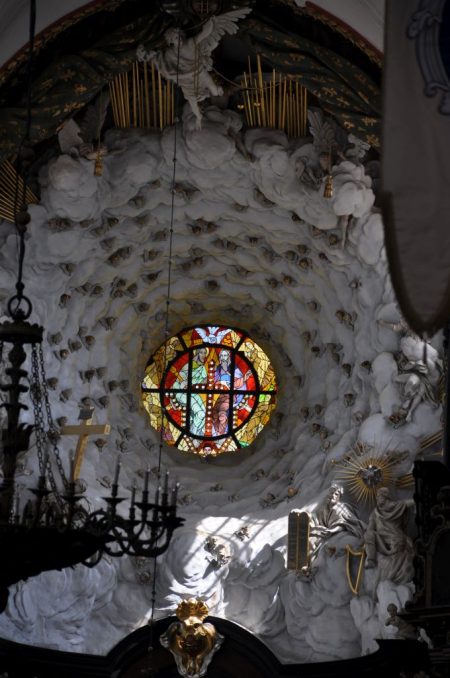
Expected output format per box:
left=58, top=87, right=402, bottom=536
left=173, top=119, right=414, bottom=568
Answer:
left=30, top=344, right=48, bottom=472
left=38, top=344, right=70, bottom=491
left=11, top=0, right=36, bottom=317
left=146, top=28, right=182, bottom=678
left=30, top=345, right=69, bottom=510
left=0, top=341, right=3, bottom=411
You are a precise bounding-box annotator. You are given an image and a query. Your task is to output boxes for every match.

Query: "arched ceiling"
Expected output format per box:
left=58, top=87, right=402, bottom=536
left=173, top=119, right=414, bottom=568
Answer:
left=0, top=0, right=382, bottom=162
left=0, top=0, right=384, bottom=72
left=311, top=0, right=384, bottom=52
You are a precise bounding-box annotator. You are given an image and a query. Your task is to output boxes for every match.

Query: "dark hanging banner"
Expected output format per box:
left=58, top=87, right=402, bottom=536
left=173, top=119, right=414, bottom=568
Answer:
left=381, top=0, right=450, bottom=335
left=239, top=16, right=381, bottom=147
left=0, top=8, right=171, bottom=162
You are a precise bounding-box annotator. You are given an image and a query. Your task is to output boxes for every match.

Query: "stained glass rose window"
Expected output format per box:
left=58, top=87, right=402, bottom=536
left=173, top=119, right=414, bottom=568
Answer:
left=141, top=325, right=277, bottom=456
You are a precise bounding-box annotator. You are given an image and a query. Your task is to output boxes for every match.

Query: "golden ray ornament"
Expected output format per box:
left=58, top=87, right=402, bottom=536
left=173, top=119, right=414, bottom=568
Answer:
left=419, top=429, right=443, bottom=458
left=395, top=472, right=415, bottom=489
left=109, top=61, right=175, bottom=130
left=239, top=55, right=308, bottom=137
left=0, top=159, right=39, bottom=223
left=332, top=442, right=409, bottom=505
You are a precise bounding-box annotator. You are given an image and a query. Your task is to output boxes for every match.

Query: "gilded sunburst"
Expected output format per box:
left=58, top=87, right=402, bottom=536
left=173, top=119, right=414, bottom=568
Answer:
left=333, top=442, right=409, bottom=505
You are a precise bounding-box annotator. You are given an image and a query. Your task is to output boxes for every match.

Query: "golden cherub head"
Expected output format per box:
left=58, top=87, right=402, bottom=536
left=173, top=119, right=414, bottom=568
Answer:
left=175, top=598, right=209, bottom=622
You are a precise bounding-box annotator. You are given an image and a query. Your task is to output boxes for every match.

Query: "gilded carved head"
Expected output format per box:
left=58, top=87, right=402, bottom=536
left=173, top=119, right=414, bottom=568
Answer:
left=176, top=598, right=210, bottom=623
left=160, top=598, right=224, bottom=677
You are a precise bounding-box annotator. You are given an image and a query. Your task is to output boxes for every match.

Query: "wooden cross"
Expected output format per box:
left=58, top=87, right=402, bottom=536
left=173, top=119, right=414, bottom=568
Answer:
left=60, top=407, right=111, bottom=480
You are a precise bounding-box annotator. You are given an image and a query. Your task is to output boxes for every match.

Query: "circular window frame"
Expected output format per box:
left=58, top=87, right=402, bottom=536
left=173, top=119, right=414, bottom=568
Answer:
left=141, top=325, right=277, bottom=456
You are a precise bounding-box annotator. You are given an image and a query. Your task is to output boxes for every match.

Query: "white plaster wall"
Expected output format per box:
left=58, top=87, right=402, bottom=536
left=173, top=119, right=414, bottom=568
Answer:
left=0, top=105, right=439, bottom=663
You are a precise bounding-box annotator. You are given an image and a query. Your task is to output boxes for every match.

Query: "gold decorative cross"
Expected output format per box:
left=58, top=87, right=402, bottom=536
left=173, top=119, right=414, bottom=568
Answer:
left=60, top=407, right=111, bottom=480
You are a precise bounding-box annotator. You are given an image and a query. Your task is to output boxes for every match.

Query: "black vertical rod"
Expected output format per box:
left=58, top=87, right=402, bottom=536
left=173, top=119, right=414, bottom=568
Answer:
left=443, top=322, right=450, bottom=468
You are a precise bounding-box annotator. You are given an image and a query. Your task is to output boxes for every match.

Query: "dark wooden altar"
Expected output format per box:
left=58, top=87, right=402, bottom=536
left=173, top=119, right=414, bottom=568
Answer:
left=0, top=616, right=430, bottom=678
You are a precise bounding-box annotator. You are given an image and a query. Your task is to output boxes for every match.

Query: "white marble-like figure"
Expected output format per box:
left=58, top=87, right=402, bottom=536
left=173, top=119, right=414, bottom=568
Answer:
left=308, top=108, right=336, bottom=164
left=57, top=93, right=117, bottom=160
left=394, top=335, right=442, bottom=422
left=385, top=603, right=417, bottom=640
left=309, top=484, right=366, bottom=561
left=345, top=134, right=370, bottom=163
left=137, top=8, right=251, bottom=127
left=364, top=487, right=414, bottom=585
left=377, top=315, right=442, bottom=424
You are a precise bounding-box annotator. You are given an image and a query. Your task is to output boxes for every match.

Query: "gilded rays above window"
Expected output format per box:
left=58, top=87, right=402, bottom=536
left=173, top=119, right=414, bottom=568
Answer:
left=141, top=326, right=277, bottom=457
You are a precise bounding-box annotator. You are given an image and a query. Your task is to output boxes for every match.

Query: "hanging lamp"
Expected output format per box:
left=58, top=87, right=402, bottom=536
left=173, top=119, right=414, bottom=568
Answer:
left=0, top=0, right=184, bottom=612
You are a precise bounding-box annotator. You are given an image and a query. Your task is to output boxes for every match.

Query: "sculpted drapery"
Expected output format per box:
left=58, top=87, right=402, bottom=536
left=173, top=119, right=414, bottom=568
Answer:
left=364, top=487, right=414, bottom=585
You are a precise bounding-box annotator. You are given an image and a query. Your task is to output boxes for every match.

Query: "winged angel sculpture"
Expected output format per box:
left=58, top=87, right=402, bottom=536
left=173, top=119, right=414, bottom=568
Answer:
left=58, top=93, right=111, bottom=159
left=137, top=8, right=251, bottom=127
left=296, top=109, right=370, bottom=189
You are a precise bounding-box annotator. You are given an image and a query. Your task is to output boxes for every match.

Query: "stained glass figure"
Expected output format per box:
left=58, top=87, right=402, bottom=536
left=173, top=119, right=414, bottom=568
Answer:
left=141, top=326, right=277, bottom=456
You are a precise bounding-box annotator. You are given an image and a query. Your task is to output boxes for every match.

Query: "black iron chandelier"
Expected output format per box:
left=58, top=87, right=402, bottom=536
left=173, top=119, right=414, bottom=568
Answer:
left=0, top=239, right=183, bottom=610
left=0, top=0, right=183, bottom=612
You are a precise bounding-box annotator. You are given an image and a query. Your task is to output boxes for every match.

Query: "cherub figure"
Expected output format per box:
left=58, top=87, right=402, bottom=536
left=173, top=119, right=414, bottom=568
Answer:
left=385, top=603, right=417, bottom=640
left=137, top=8, right=251, bottom=127
left=160, top=598, right=224, bottom=677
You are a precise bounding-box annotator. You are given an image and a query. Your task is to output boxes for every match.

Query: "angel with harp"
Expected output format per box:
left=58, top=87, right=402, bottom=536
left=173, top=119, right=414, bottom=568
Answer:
left=137, top=8, right=251, bottom=127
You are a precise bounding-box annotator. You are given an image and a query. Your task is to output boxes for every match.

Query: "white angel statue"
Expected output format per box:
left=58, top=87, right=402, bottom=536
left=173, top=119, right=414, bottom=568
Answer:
left=137, top=8, right=251, bottom=127
left=58, top=93, right=110, bottom=159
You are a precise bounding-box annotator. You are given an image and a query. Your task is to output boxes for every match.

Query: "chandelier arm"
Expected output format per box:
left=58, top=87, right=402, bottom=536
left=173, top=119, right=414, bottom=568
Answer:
left=125, top=523, right=183, bottom=559
left=79, top=503, right=184, bottom=559
left=0, top=0, right=185, bottom=610
left=80, top=550, right=104, bottom=568
left=97, top=516, right=132, bottom=557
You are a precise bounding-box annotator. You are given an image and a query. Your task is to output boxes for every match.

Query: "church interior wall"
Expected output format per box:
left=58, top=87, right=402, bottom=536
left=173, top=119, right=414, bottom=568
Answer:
left=0, top=0, right=438, bottom=671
